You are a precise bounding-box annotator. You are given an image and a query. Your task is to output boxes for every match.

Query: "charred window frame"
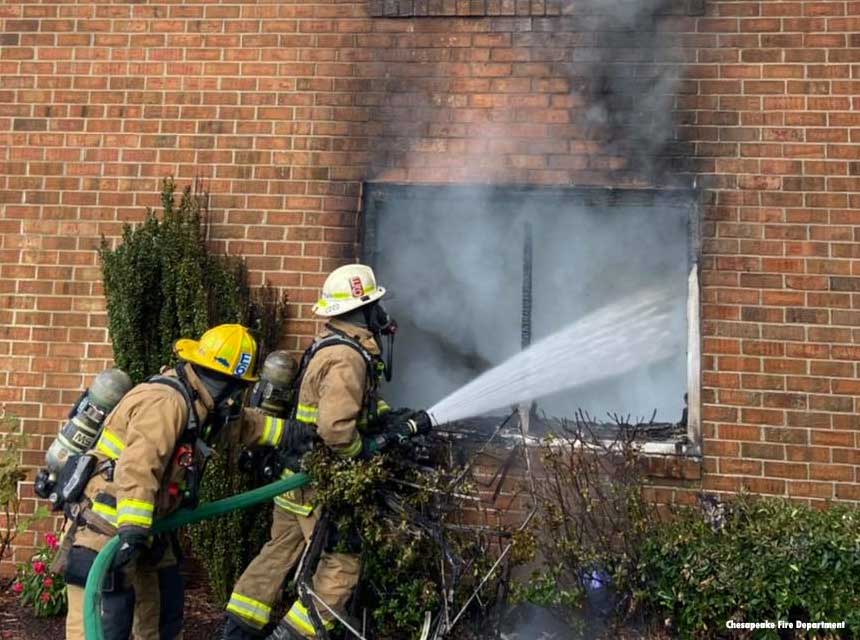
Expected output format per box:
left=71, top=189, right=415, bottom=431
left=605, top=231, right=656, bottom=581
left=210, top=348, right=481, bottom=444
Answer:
left=361, top=183, right=702, bottom=456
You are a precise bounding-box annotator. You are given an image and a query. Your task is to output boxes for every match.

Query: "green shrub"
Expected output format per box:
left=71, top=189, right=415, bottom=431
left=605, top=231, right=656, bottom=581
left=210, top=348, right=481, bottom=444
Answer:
left=514, top=419, right=658, bottom=618
left=1, top=415, right=50, bottom=570
left=99, top=177, right=287, bottom=604
left=305, top=445, right=516, bottom=639
left=633, top=495, right=860, bottom=638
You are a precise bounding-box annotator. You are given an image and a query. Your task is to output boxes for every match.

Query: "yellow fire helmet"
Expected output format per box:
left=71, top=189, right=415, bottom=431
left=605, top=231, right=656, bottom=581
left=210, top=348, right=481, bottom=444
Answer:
left=312, top=263, right=386, bottom=317
left=174, top=323, right=259, bottom=382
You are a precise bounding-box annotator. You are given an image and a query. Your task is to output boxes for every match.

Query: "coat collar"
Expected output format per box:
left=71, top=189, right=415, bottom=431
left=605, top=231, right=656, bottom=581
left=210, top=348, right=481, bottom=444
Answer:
left=324, top=319, right=381, bottom=356
left=163, top=364, right=215, bottom=419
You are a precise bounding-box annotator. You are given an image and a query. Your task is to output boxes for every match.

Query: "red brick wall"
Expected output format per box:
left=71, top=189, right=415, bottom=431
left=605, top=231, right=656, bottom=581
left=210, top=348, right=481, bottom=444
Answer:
left=2, top=0, right=860, bottom=571
left=689, top=1, right=860, bottom=505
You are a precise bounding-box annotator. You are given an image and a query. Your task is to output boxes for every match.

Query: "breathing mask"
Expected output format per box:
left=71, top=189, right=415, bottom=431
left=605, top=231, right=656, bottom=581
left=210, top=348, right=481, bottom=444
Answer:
left=188, top=363, right=249, bottom=441
left=363, top=302, right=397, bottom=382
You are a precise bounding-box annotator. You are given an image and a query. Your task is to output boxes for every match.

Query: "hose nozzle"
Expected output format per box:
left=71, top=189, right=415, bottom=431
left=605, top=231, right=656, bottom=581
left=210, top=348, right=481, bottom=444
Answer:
left=405, top=409, right=434, bottom=436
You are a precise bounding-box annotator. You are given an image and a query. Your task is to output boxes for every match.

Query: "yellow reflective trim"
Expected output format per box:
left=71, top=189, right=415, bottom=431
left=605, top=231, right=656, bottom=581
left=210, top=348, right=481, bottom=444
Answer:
left=286, top=601, right=317, bottom=636
left=274, top=468, right=314, bottom=516
left=119, top=498, right=154, bottom=511
left=117, top=513, right=152, bottom=527
left=296, top=404, right=318, bottom=420
left=377, top=400, right=391, bottom=414
left=91, top=502, right=117, bottom=525
left=327, top=285, right=377, bottom=300
left=259, top=415, right=285, bottom=447
left=95, top=429, right=125, bottom=460
left=273, top=496, right=314, bottom=517
left=229, top=593, right=272, bottom=615
left=95, top=441, right=118, bottom=460
left=262, top=415, right=274, bottom=443
left=226, top=593, right=272, bottom=628
left=337, top=436, right=362, bottom=459
left=296, top=403, right=318, bottom=424
left=117, top=498, right=154, bottom=528
left=272, top=416, right=284, bottom=445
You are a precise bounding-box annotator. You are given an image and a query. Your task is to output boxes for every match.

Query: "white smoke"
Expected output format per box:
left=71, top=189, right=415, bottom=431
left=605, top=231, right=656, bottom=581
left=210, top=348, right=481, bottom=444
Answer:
left=369, top=186, right=691, bottom=422
left=363, top=0, right=694, bottom=423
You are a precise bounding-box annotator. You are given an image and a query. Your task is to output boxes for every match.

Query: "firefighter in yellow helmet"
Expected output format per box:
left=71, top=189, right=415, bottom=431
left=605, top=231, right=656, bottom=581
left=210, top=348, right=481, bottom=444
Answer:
left=222, top=264, right=431, bottom=640
left=61, top=324, right=294, bottom=640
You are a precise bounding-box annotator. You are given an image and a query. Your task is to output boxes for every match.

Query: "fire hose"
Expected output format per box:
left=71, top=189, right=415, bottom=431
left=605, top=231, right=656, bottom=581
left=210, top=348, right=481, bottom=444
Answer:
left=83, top=473, right=310, bottom=640
left=82, top=414, right=433, bottom=639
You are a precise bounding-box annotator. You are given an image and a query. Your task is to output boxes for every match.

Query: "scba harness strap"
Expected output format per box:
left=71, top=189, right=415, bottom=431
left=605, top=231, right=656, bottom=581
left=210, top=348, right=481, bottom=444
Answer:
left=292, top=326, right=382, bottom=424
left=145, top=364, right=201, bottom=435
left=145, top=366, right=209, bottom=508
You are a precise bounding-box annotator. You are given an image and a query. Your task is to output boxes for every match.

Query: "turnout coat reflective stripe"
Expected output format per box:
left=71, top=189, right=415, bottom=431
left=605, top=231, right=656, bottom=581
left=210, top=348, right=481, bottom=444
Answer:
left=295, top=319, right=381, bottom=454
left=63, top=364, right=275, bottom=640
left=225, top=320, right=379, bottom=638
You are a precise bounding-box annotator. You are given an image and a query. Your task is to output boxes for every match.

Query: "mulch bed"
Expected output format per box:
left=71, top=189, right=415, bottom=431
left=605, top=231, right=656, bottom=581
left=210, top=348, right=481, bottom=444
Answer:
left=0, top=582, right=224, bottom=640
left=1, top=576, right=666, bottom=640
left=0, top=586, right=63, bottom=640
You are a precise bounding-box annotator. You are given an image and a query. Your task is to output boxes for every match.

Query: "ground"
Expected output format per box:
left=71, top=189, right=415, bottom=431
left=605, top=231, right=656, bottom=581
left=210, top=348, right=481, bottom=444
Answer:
left=0, top=583, right=664, bottom=640
left=0, top=583, right=224, bottom=640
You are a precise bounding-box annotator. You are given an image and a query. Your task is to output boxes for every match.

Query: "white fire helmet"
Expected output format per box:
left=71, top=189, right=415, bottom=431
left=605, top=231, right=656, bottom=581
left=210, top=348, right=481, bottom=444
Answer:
left=312, top=263, right=386, bottom=317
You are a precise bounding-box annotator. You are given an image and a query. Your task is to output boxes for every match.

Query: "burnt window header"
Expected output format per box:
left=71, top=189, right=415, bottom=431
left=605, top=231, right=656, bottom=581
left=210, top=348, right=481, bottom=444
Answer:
left=368, top=0, right=704, bottom=19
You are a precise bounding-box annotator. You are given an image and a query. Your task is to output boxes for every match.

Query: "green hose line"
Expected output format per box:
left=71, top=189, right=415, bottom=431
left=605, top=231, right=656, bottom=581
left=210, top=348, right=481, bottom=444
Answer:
left=83, top=473, right=309, bottom=640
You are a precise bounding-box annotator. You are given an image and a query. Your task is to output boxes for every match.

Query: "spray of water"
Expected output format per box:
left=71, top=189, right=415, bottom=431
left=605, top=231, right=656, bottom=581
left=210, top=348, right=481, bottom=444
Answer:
left=427, top=286, right=682, bottom=426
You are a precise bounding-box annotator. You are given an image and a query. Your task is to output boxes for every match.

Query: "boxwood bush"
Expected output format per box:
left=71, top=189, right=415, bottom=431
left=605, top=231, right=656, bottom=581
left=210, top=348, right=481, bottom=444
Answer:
left=633, top=495, right=860, bottom=638
left=99, top=177, right=287, bottom=603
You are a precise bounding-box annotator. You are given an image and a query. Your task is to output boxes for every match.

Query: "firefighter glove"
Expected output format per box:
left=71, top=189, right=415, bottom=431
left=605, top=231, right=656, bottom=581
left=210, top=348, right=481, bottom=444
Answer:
left=383, top=410, right=433, bottom=445
left=374, top=407, right=412, bottom=431
left=279, top=421, right=317, bottom=455
left=114, top=531, right=150, bottom=571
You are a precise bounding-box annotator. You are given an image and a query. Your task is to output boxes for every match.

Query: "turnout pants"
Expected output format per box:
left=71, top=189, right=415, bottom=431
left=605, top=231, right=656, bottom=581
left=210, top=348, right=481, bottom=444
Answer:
left=64, top=541, right=184, bottom=640
left=225, top=506, right=360, bottom=639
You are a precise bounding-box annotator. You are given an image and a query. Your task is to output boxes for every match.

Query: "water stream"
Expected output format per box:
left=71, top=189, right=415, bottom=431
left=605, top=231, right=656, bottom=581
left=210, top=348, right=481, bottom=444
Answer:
left=427, top=285, right=682, bottom=426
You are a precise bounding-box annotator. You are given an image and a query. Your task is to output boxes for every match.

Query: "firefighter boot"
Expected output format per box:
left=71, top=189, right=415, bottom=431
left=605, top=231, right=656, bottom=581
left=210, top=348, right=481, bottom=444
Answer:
left=265, top=621, right=306, bottom=640
left=222, top=616, right=267, bottom=640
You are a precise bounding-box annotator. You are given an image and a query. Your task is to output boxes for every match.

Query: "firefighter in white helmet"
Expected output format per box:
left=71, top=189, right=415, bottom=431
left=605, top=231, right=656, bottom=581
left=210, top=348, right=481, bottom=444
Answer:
left=223, top=264, right=431, bottom=640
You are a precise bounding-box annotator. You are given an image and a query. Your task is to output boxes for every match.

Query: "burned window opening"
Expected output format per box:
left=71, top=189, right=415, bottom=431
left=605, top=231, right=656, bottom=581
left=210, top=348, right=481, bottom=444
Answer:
left=361, top=183, right=701, bottom=453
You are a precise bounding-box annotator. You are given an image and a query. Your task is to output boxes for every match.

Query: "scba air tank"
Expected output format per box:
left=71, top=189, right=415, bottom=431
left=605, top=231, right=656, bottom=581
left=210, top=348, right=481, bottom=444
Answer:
left=249, top=350, right=298, bottom=417
left=44, top=368, right=133, bottom=473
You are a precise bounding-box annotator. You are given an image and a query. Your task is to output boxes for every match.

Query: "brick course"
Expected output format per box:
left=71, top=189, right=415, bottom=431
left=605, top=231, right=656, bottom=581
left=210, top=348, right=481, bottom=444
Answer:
left=2, top=0, right=860, bottom=571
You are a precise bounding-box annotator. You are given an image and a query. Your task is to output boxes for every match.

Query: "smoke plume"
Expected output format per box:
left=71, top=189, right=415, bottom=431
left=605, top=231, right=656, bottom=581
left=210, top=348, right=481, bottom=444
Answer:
left=367, top=185, right=692, bottom=422
left=363, top=0, right=695, bottom=423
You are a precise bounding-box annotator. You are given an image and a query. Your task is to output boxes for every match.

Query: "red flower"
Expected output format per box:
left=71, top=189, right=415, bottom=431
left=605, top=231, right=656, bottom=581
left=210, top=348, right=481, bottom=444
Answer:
left=42, top=577, right=54, bottom=589
left=32, top=560, right=46, bottom=575
left=45, top=533, right=59, bottom=550
left=40, top=592, right=51, bottom=603
left=11, top=582, right=23, bottom=594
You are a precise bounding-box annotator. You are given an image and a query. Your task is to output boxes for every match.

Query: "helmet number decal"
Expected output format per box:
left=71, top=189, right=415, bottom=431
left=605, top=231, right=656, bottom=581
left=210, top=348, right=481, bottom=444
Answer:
left=349, top=276, right=365, bottom=298
left=234, top=352, right=253, bottom=377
